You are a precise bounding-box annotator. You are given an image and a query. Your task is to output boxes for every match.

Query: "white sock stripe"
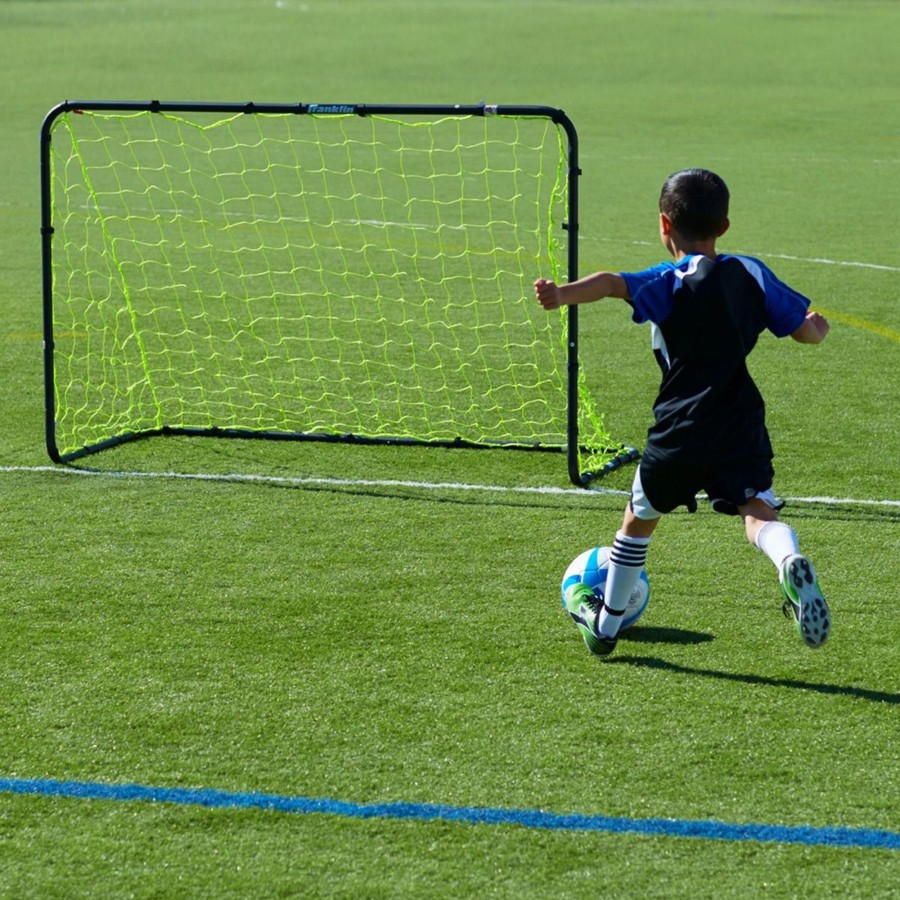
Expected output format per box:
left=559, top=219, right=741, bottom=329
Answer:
left=610, top=536, right=649, bottom=567
left=610, top=549, right=647, bottom=566
left=612, top=539, right=649, bottom=551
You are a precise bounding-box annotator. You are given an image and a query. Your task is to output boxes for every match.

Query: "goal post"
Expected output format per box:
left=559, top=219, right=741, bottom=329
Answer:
left=40, top=100, right=637, bottom=485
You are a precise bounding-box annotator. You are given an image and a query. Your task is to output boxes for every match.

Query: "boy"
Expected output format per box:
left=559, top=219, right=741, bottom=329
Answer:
left=535, top=168, right=831, bottom=657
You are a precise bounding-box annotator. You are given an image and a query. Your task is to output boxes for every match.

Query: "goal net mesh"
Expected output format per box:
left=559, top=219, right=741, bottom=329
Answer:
left=44, top=105, right=620, bottom=475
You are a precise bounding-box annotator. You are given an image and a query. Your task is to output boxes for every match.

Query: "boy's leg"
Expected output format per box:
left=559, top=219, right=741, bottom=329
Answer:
left=740, top=495, right=831, bottom=648
left=740, top=493, right=789, bottom=551
left=595, top=512, right=657, bottom=639
left=563, top=466, right=662, bottom=656
left=595, top=471, right=661, bottom=640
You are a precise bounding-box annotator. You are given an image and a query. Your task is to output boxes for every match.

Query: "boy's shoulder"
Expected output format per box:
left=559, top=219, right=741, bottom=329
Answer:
left=622, top=253, right=809, bottom=337
left=621, top=255, right=710, bottom=310
left=625, top=253, right=781, bottom=294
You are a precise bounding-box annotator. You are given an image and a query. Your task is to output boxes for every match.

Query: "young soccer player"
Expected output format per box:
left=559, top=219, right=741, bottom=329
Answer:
left=535, top=168, right=831, bottom=657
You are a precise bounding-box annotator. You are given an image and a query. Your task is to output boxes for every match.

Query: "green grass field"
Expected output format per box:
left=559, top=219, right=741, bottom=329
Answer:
left=1, top=1, right=898, bottom=897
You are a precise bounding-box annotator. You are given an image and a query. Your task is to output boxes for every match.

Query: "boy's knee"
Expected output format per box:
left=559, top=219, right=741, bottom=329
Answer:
left=739, top=498, right=779, bottom=545
left=622, top=502, right=661, bottom=539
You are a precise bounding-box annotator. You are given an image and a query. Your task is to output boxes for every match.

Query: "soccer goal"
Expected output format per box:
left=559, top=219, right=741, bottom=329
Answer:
left=40, top=100, right=637, bottom=485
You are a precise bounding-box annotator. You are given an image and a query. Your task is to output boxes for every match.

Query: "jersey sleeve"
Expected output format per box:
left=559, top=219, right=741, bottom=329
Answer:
left=729, top=256, right=810, bottom=337
left=621, top=262, right=677, bottom=325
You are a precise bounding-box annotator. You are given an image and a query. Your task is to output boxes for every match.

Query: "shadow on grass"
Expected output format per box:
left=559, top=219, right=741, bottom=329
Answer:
left=609, top=654, right=899, bottom=705
left=619, top=626, right=715, bottom=646
left=783, top=502, right=900, bottom=525
left=65, top=446, right=900, bottom=521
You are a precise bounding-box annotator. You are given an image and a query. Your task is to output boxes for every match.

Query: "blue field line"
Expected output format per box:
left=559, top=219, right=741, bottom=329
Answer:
left=1, top=777, right=898, bottom=851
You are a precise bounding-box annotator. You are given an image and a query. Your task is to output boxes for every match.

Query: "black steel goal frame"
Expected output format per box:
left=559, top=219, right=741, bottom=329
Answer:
left=41, top=100, right=638, bottom=484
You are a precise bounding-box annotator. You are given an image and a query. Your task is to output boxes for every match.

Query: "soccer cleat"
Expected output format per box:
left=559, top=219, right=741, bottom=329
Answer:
left=564, top=583, right=618, bottom=657
left=780, top=554, right=830, bottom=648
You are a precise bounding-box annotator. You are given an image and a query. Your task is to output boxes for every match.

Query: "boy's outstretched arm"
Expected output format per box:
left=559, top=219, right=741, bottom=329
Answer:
left=534, top=271, right=630, bottom=310
left=790, top=310, right=830, bottom=344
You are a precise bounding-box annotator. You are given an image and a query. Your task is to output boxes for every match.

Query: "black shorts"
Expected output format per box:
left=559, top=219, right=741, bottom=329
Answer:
left=635, top=447, right=776, bottom=517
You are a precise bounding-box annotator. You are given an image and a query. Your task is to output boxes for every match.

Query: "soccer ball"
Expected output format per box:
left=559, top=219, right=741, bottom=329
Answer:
left=561, top=546, right=650, bottom=630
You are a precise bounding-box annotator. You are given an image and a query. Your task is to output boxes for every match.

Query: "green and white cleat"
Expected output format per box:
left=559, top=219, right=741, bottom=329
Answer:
left=780, top=554, right=830, bottom=648
left=564, top=582, right=618, bottom=657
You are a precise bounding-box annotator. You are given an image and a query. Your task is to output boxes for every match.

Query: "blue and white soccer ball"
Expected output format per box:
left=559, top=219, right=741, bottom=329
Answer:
left=561, top=546, right=650, bottom=630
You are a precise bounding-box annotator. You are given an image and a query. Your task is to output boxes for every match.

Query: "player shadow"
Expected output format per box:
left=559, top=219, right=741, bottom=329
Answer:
left=617, top=626, right=715, bottom=646
left=608, top=655, right=899, bottom=705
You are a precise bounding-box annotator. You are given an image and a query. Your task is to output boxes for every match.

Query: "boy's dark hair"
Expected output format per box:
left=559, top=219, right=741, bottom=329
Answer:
left=659, top=169, right=730, bottom=240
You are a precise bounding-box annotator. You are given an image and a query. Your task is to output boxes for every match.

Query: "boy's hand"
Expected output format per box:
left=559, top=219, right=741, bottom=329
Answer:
left=790, top=310, right=830, bottom=344
left=805, top=310, right=830, bottom=339
left=534, top=278, right=563, bottom=310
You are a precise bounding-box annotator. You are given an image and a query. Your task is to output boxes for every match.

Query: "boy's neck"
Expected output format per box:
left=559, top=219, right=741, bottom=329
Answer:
left=659, top=216, right=725, bottom=261
left=671, top=239, right=718, bottom=262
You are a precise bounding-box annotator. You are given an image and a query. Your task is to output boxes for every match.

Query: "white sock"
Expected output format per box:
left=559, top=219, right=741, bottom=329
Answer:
left=597, top=532, right=651, bottom=638
left=755, top=521, right=801, bottom=570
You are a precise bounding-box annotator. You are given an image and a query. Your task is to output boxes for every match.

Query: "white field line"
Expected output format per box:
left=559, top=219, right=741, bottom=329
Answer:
left=79, top=202, right=464, bottom=232
left=76, top=202, right=900, bottom=273
left=747, top=252, right=900, bottom=273
left=584, top=237, right=900, bottom=273
left=2, top=465, right=898, bottom=508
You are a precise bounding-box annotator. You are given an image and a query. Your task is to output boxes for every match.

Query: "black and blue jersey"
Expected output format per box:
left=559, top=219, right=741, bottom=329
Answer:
left=621, top=254, right=809, bottom=464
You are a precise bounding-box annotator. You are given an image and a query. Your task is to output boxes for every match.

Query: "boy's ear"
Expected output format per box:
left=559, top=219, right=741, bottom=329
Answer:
left=717, top=217, right=730, bottom=237
left=659, top=213, right=673, bottom=235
